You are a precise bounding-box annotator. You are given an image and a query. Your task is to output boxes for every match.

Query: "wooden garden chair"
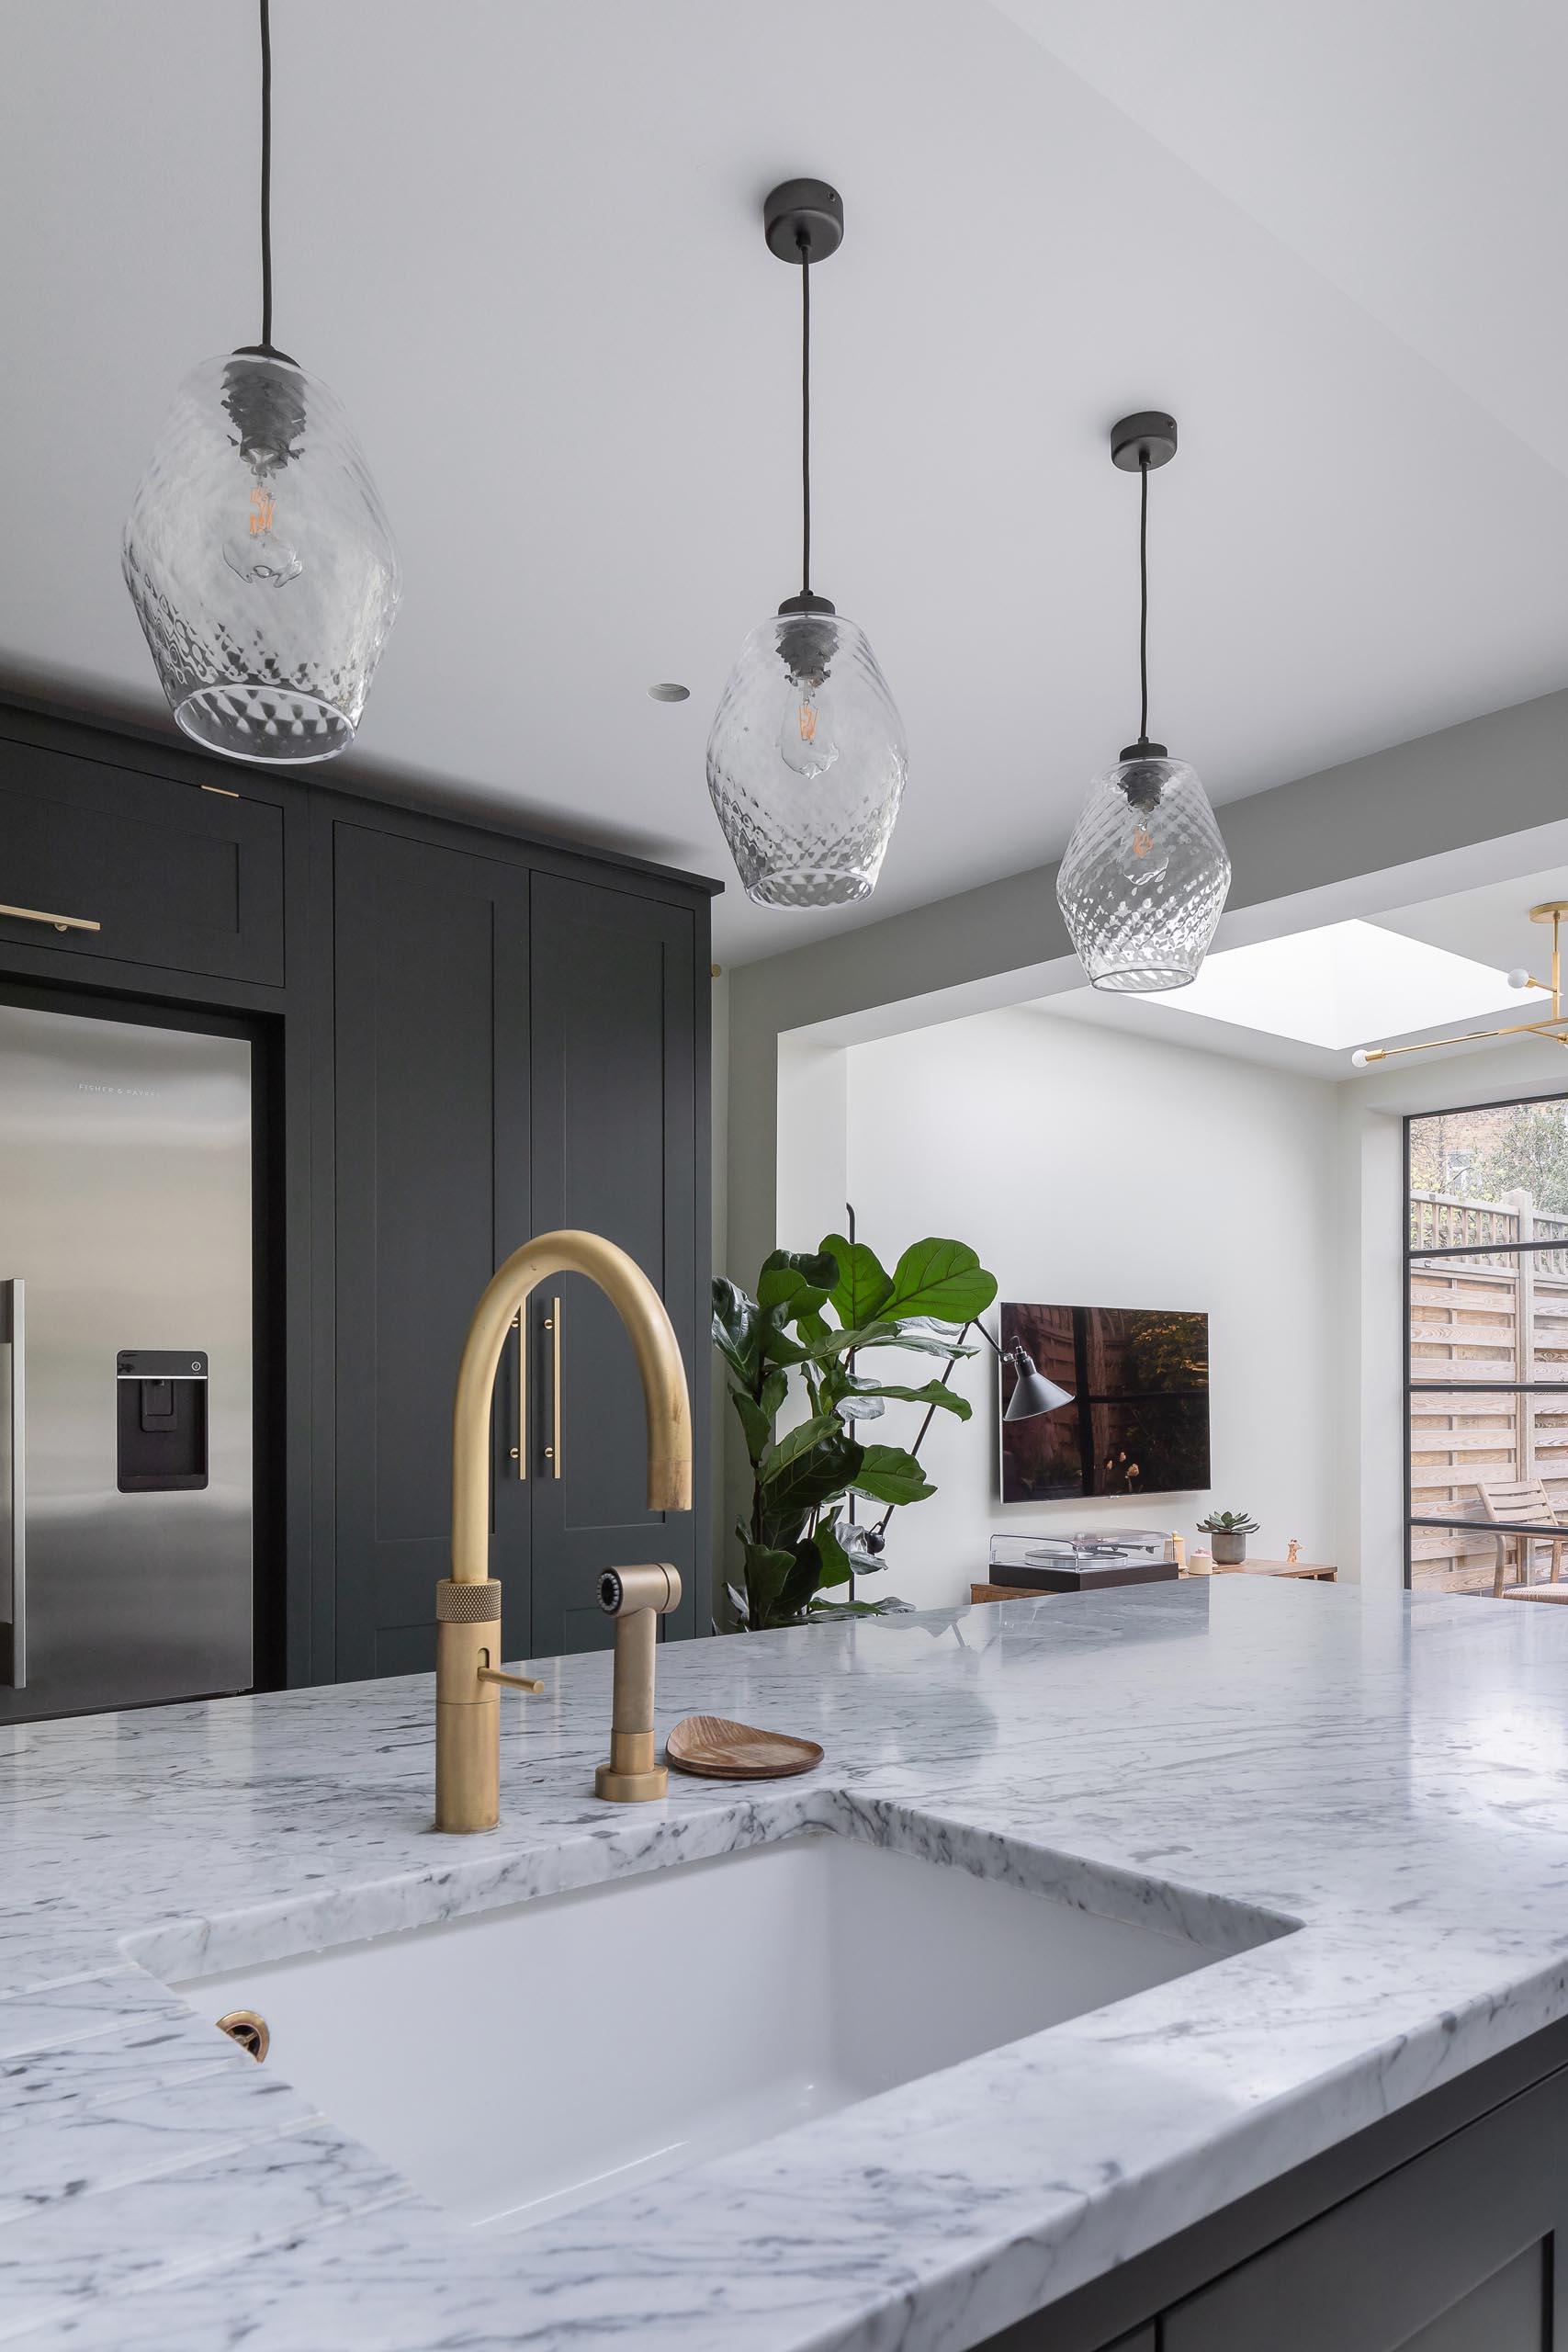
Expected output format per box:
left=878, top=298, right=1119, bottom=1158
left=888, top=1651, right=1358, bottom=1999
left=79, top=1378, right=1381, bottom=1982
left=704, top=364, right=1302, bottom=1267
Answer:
left=1474, top=1476, right=1565, bottom=1598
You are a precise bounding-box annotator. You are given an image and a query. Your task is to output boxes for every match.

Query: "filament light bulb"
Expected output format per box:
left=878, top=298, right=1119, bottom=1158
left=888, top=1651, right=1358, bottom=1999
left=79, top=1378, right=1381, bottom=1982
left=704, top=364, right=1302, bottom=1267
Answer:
left=1115, top=804, right=1169, bottom=887
left=1111, top=755, right=1171, bottom=888
left=780, top=677, right=838, bottom=778
left=223, top=481, right=301, bottom=585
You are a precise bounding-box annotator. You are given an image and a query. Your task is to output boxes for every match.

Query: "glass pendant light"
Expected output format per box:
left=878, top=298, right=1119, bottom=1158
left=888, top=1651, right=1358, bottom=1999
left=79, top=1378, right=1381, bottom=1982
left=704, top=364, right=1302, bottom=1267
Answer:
left=1056, top=413, right=1229, bottom=990
left=707, top=180, right=907, bottom=908
left=122, top=0, right=400, bottom=764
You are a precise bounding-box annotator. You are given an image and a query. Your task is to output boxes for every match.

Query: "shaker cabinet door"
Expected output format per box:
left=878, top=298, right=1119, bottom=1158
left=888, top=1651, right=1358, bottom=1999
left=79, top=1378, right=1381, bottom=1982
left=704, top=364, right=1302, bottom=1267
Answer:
left=1163, top=2065, right=1568, bottom=2352
left=526, top=873, right=698, bottom=1657
left=332, top=824, right=531, bottom=1679
left=0, top=738, right=285, bottom=985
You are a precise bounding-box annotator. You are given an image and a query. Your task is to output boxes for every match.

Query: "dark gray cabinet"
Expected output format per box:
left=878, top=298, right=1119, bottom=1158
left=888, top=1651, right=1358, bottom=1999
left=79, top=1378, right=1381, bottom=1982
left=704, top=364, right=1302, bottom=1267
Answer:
left=0, top=699, right=716, bottom=1694
left=527, top=873, right=700, bottom=1654
left=330, top=831, right=706, bottom=1672
left=0, top=740, right=285, bottom=985
left=1163, top=2063, right=1568, bottom=2351
left=976, top=2044, right=1568, bottom=2352
left=330, top=823, right=532, bottom=1679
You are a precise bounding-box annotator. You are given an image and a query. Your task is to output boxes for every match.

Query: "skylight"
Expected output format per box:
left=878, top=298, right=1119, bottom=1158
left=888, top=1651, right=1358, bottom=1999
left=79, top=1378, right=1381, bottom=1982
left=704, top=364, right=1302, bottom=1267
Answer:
left=1136, top=920, right=1521, bottom=1051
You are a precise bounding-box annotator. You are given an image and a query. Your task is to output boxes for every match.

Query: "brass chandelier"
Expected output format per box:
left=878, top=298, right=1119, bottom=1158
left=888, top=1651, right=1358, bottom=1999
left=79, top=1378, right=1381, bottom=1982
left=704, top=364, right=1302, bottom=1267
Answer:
left=1351, top=902, right=1568, bottom=1068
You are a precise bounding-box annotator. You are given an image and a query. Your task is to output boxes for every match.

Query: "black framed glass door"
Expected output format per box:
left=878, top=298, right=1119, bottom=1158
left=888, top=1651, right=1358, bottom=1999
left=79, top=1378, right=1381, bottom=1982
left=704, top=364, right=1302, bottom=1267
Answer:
left=1406, top=1096, right=1568, bottom=1590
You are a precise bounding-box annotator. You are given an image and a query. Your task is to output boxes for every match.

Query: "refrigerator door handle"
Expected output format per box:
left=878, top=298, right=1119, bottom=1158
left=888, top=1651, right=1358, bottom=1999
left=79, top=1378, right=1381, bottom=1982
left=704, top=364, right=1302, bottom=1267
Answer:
left=1, top=1279, right=24, bottom=1689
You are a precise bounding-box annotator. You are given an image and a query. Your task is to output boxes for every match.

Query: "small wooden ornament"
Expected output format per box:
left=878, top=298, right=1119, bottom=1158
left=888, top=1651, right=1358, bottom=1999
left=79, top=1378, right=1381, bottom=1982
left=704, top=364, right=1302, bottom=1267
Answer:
left=665, top=1714, right=824, bottom=1781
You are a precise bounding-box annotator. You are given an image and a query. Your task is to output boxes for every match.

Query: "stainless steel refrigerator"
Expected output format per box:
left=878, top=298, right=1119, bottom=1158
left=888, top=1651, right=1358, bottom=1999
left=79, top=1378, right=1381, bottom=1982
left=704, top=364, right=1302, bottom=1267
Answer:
left=0, top=1001, right=253, bottom=1724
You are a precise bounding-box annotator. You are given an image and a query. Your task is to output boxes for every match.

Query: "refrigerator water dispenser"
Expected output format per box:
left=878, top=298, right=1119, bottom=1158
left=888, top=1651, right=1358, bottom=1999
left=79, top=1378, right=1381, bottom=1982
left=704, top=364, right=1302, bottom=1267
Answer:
left=117, top=1351, right=209, bottom=1492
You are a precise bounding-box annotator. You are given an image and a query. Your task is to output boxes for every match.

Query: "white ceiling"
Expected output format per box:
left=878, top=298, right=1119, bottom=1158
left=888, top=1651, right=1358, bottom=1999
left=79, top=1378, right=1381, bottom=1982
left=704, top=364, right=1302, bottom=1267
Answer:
left=2, top=3, right=1566, bottom=960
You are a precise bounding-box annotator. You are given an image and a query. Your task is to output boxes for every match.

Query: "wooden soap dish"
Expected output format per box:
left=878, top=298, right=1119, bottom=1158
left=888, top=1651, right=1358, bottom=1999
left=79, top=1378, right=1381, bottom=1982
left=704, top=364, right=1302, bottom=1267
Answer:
left=665, top=1714, right=824, bottom=1781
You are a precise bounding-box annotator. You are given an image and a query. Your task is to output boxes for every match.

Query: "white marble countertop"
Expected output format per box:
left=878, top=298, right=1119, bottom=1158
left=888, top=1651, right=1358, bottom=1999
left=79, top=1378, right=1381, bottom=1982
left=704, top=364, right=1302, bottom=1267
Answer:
left=7, top=1578, right=1568, bottom=2350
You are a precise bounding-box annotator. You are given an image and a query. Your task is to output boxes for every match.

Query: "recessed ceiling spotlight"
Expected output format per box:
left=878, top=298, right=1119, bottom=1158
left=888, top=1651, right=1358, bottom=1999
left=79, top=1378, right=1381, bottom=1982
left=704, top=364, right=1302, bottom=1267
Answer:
left=648, top=683, right=691, bottom=703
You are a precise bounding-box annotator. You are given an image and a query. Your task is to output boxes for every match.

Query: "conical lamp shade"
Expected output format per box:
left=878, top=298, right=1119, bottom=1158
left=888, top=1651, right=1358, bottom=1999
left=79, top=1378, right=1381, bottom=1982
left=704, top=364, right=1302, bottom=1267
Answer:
left=123, top=352, right=400, bottom=764
left=1004, top=1350, right=1074, bottom=1422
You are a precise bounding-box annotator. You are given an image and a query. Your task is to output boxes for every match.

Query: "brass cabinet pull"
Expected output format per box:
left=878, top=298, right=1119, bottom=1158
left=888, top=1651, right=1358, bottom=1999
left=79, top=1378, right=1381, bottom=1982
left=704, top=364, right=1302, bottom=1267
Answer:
left=0, top=903, right=100, bottom=936
left=509, top=1312, right=525, bottom=1479
left=545, top=1295, right=561, bottom=1477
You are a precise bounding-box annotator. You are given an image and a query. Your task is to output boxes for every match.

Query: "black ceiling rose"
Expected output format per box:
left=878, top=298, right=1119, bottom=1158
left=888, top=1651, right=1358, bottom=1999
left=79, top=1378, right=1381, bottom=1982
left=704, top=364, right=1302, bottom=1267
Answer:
left=763, top=178, right=845, bottom=264
left=1111, top=412, right=1179, bottom=471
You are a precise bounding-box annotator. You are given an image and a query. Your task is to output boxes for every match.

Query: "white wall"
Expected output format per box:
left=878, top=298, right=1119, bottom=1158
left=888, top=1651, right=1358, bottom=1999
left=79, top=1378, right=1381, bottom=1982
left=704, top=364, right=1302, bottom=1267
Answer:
left=817, top=1004, right=1340, bottom=1613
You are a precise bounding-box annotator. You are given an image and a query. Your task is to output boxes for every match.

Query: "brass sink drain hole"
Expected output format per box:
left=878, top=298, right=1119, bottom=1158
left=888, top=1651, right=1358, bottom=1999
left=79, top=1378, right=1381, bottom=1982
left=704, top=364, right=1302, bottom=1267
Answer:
left=216, top=2007, right=270, bottom=2062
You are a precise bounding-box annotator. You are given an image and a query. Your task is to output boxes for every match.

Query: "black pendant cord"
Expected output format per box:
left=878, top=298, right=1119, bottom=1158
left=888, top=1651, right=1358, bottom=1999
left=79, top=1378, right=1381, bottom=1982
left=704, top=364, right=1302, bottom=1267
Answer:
left=1137, top=450, right=1150, bottom=749
left=235, top=0, right=297, bottom=368
left=258, top=0, right=275, bottom=354
left=799, top=231, right=812, bottom=598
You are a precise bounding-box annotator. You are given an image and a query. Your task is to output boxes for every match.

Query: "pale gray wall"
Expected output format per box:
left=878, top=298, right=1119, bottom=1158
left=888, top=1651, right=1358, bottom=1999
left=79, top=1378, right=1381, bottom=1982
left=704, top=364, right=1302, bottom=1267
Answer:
left=713, top=684, right=1568, bottom=1600
left=727, top=685, right=1568, bottom=1320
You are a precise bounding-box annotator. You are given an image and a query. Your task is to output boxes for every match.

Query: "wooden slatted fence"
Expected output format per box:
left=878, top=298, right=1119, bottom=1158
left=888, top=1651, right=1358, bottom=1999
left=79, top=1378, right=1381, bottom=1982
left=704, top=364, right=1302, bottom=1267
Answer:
left=1410, top=1191, right=1568, bottom=1589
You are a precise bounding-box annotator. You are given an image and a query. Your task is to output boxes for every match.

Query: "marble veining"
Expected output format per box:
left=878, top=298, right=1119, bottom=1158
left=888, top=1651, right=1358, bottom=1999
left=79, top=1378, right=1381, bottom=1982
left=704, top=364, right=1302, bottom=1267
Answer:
left=6, top=1580, right=1568, bottom=2346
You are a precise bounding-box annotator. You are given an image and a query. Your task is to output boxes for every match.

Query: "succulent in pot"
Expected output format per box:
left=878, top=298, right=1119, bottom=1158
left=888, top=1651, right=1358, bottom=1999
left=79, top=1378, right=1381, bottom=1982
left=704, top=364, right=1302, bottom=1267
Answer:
left=1197, top=1509, right=1259, bottom=1566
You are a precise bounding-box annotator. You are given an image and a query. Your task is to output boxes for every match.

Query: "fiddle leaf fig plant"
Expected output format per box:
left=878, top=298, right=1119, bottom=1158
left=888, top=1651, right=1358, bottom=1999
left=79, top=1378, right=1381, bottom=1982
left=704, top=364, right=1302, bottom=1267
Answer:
left=715, top=1234, right=998, bottom=1631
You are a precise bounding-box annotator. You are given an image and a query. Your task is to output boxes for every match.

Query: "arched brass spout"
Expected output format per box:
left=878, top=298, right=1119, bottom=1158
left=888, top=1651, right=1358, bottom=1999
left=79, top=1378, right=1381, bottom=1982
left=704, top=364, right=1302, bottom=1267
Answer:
left=435, top=1230, right=693, bottom=1833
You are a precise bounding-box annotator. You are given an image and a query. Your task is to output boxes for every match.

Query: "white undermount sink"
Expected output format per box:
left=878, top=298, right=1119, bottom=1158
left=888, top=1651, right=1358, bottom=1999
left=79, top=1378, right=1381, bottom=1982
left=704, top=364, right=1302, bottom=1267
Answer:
left=180, top=1827, right=1277, bottom=2233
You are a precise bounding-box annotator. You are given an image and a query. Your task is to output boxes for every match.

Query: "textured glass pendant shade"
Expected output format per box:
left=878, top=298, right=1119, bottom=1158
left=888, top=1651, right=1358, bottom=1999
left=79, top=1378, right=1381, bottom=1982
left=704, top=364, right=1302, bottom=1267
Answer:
left=706, top=607, right=907, bottom=907
left=122, top=353, right=400, bottom=764
left=1055, top=751, right=1230, bottom=992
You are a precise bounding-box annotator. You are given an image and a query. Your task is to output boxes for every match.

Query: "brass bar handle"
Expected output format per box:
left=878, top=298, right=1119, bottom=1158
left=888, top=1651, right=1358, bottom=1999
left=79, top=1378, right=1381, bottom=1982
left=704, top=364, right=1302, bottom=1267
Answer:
left=508, top=1311, right=525, bottom=1480
left=1, top=1280, right=23, bottom=1689
left=544, top=1295, right=561, bottom=1477
left=0, top=902, right=100, bottom=936
left=477, top=1666, right=546, bottom=1695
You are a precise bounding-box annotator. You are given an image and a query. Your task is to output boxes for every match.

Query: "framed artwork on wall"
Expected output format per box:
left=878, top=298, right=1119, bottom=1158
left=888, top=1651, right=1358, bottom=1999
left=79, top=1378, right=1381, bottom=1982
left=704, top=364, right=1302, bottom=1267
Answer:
left=998, top=1302, right=1210, bottom=1502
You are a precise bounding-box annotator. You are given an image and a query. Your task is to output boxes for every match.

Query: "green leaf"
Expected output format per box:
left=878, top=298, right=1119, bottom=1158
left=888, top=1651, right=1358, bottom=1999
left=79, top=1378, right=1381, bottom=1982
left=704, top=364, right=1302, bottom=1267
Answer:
left=730, top=1388, right=770, bottom=1463
left=848, top=1443, right=937, bottom=1507
left=740, top=1540, right=797, bottom=1626
left=762, top=1412, right=840, bottom=1472
left=883, top=1238, right=998, bottom=1325
left=812, top=1520, right=854, bottom=1589
left=795, top=1317, right=899, bottom=1362
left=756, top=1249, right=839, bottom=1321
left=729, top=1367, right=787, bottom=1464
left=777, top=1538, right=825, bottom=1621
left=759, top=1419, right=863, bottom=1522
left=856, top=1328, right=978, bottom=1360
left=760, top=1322, right=812, bottom=1366
left=820, top=1233, right=894, bottom=1330
left=712, top=1278, right=761, bottom=1383
left=839, top=1376, right=972, bottom=1422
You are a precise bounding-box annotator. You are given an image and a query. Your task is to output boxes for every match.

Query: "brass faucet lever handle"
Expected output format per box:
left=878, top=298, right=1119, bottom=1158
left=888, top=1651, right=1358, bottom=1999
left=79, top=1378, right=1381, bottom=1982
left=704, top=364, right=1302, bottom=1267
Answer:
left=478, top=1666, right=546, bottom=1695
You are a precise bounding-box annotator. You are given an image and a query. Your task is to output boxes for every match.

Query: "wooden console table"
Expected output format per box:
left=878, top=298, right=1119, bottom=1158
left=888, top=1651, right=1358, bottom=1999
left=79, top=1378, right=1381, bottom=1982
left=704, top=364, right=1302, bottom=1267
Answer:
left=1207, top=1558, right=1337, bottom=1581
left=971, top=1561, right=1338, bottom=1605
